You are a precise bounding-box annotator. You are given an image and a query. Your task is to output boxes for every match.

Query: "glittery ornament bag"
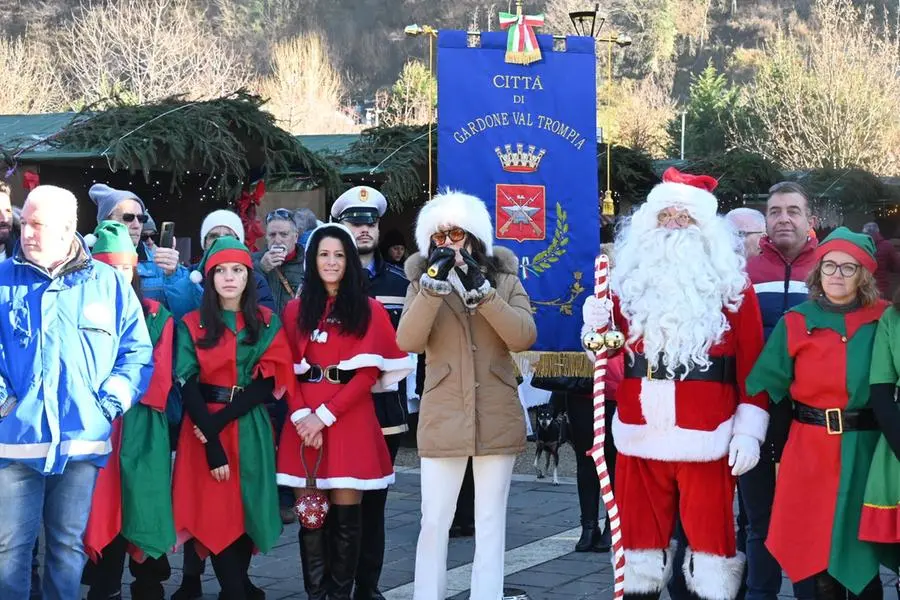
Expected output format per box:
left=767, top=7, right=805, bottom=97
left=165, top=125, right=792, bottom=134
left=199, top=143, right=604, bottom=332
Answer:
left=293, top=445, right=330, bottom=529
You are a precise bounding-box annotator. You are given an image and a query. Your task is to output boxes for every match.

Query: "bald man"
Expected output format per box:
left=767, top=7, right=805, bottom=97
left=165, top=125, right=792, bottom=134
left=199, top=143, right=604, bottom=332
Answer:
left=0, top=186, right=153, bottom=599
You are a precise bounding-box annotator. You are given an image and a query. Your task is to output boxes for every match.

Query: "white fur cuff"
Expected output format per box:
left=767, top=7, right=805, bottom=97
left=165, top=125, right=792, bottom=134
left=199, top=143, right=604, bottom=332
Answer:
left=420, top=273, right=451, bottom=296
left=682, top=548, right=745, bottom=600
left=623, top=541, right=676, bottom=593
left=461, top=279, right=493, bottom=308
left=291, top=408, right=312, bottom=424
left=315, top=404, right=337, bottom=427
left=733, top=403, right=769, bottom=443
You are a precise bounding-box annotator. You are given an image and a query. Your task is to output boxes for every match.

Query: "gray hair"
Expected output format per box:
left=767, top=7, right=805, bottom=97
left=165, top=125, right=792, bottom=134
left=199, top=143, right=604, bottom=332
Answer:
left=725, top=207, right=765, bottom=231
left=293, top=208, right=319, bottom=232
left=25, top=185, right=78, bottom=228
left=862, top=222, right=880, bottom=236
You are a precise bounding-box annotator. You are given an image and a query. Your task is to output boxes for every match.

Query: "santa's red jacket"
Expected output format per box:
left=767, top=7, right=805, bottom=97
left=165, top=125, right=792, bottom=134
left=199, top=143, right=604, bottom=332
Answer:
left=611, top=285, right=769, bottom=462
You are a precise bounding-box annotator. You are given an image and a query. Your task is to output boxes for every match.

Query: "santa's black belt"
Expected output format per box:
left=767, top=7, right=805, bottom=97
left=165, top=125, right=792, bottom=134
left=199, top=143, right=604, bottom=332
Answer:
left=297, top=364, right=356, bottom=385
left=792, top=401, right=878, bottom=435
left=199, top=383, right=243, bottom=404
left=624, top=354, right=737, bottom=383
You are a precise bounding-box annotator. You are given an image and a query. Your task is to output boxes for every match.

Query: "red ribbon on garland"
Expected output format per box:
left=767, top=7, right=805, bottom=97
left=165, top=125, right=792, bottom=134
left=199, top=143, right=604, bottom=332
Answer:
left=22, top=171, right=39, bottom=192
left=237, top=180, right=266, bottom=251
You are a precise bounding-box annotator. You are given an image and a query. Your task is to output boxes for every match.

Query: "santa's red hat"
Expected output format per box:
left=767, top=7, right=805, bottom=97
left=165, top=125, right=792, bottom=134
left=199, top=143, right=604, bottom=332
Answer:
left=645, top=168, right=720, bottom=224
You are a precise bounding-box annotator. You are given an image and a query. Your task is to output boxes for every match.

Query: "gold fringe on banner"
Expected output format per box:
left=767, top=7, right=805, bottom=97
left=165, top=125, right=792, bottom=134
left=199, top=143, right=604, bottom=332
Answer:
left=505, top=49, right=542, bottom=65
left=512, top=351, right=594, bottom=378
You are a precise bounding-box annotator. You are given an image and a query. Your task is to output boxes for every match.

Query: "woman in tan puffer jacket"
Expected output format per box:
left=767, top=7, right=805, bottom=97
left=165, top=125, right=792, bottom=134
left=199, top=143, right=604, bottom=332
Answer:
left=396, top=190, right=536, bottom=600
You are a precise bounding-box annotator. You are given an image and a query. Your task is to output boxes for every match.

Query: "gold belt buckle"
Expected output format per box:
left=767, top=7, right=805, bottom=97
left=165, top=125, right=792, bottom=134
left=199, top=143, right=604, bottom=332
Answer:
left=647, top=359, right=654, bottom=380
left=229, top=385, right=244, bottom=403
left=825, top=408, right=843, bottom=435
left=324, top=366, right=341, bottom=385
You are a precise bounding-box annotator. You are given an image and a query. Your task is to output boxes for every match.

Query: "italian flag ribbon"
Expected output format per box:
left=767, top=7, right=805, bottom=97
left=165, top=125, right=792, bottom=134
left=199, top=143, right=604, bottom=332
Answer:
left=499, top=11, right=545, bottom=65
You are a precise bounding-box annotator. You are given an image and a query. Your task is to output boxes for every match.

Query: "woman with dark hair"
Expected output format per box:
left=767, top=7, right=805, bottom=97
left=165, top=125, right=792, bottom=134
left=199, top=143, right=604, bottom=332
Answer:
left=82, top=221, right=176, bottom=600
left=396, top=191, right=536, bottom=600
left=172, top=236, right=295, bottom=600
left=276, top=223, right=413, bottom=600
left=747, top=228, right=894, bottom=600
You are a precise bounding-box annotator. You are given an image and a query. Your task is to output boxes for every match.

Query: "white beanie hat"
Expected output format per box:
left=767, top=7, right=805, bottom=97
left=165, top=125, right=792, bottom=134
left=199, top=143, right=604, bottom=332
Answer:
left=415, top=190, right=494, bottom=256
left=644, top=167, right=720, bottom=225
left=200, top=209, right=245, bottom=247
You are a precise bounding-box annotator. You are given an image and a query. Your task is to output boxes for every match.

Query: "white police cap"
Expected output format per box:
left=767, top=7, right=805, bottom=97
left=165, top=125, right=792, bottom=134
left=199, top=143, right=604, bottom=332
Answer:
left=330, top=186, right=387, bottom=224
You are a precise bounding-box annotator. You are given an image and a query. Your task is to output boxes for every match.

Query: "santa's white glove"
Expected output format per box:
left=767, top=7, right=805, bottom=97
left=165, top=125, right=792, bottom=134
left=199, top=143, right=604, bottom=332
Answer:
left=728, top=433, right=760, bottom=476
left=582, top=295, right=612, bottom=330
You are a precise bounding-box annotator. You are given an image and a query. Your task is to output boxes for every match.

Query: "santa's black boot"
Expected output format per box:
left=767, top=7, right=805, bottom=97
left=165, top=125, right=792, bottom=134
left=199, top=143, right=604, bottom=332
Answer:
left=299, top=526, right=328, bottom=600
left=327, top=504, right=362, bottom=600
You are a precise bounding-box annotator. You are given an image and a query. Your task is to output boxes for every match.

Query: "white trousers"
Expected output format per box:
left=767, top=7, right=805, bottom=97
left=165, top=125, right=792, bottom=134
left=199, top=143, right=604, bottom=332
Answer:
left=413, top=454, right=516, bottom=600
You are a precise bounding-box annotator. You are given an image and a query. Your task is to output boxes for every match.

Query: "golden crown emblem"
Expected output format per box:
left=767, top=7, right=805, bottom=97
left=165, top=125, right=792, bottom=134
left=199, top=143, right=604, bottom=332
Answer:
left=495, top=144, right=546, bottom=173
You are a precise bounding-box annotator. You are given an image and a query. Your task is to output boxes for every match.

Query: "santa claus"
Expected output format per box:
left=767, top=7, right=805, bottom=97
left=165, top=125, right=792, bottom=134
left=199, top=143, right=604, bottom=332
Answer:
left=582, top=168, right=769, bottom=600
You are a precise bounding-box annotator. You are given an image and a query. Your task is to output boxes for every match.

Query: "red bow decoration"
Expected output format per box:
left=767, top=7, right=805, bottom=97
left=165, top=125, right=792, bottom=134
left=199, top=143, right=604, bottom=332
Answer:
left=22, top=171, right=39, bottom=193
left=661, top=167, right=718, bottom=193
left=237, top=180, right=266, bottom=251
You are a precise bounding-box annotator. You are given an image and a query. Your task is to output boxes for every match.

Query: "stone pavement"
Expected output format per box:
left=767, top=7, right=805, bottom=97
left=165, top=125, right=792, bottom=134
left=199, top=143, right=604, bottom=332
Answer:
left=102, top=467, right=897, bottom=600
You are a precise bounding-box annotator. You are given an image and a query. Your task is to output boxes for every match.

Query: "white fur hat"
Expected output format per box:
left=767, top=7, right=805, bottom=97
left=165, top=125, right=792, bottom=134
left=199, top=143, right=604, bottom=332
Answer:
left=644, top=167, right=720, bottom=224
left=200, top=209, right=245, bottom=247
left=415, top=190, right=494, bottom=256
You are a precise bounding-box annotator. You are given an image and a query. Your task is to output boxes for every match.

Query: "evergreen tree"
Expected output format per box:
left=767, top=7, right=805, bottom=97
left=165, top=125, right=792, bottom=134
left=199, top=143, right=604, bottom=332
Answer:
left=668, top=62, right=738, bottom=158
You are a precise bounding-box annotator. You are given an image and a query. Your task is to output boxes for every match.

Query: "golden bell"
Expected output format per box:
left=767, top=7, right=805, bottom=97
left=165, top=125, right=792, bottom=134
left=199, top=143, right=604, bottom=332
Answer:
left=603, top=330, right=625, bottom=351
left=582, top=331, right=606, bottom=353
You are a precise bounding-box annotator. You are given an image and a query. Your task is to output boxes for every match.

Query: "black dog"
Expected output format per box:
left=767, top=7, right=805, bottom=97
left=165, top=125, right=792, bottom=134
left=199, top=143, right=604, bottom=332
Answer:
left=534, top=404, right=568, bottom=485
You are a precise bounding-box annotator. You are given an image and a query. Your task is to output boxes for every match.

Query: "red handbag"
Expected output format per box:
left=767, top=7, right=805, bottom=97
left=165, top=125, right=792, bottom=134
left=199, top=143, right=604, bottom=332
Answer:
left=293, top=445, right=330, bottom=529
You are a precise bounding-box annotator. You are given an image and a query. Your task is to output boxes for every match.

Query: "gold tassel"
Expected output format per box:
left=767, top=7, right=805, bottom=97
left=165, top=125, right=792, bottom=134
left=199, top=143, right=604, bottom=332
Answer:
left=505, top=49, right=542, bottom=65
left=601, top=189, right=615, bottom=217
left=512, top=351, right=595, bottom=378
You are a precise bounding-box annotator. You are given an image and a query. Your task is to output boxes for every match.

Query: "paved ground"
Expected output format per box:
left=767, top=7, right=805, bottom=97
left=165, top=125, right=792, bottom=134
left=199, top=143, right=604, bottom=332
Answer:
left=93, top=467, right=898, bottom=600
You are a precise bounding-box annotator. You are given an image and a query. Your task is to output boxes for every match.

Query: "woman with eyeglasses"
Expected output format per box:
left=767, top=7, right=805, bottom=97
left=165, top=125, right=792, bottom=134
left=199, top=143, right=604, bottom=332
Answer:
left=171, top=237, right=295, bottom=600
left=746, top=227, right=893, bottom=600
left=275, top=223, right=412, bottom=600
left=396, top=191, right=536, bottom=600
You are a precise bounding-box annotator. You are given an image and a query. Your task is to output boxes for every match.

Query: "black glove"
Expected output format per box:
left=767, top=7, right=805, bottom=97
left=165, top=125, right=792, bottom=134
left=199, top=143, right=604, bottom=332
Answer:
left=208, top=377, right=276, bottom=432
left=181, top=376, right=217, bottom=440
left=426, top=247, right=456, bottom=281
left=870, top=383, right=900, bottom=461
left=205, top=439, right=228, bottom=471
left=455, top=249, right=487, bottom=291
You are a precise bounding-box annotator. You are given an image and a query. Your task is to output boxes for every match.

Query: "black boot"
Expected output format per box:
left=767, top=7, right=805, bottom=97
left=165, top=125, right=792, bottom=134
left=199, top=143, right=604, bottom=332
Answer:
left=328, top=504, right=363, bottom=600
left=575, top=521, right=599, bottom=552
left=593, top=516, right=611, bottom=552
left=171, top=574, right=202, bottom=600
left=354, top=488, right=387, bottom=600
left=300, top=526, right=328, bottom=600
left=813, top=572, right=846, bottom=600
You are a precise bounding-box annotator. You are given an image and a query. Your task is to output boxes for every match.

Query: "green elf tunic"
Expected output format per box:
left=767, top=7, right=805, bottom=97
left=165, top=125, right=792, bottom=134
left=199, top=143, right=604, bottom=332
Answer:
left=746, top=298, right=888, bottom=593
left=861, top=306, right=900, bottom=545
left=171, top=306, right=294, bottom=558
left=84, top=299, right=176, bottom=562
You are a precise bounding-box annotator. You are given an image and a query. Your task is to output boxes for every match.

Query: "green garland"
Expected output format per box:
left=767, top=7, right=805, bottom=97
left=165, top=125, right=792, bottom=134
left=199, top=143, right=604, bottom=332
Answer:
left=48, top=90, right=342, bottom=200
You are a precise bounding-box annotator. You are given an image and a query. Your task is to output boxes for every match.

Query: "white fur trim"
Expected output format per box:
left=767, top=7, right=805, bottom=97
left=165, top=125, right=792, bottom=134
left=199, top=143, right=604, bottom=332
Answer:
left=293, top=360, right=311, bottom=375
left=290, top=408, right=312, bottom=423
left=315, top=404, right=336, bottom=426
left=623, top=542, right=676, bottom=593
left=613, top=413, right=733, bottom=462
left=682, top=548, right=745, bottom=600
left=84, top=233, right=98, bottom=248
left=733, top=403, right=769, bottom=443
left=640, top=379, right=677, bottom=430
left=200, top=209, right=245, bottom=245
left=415, top=190, right=494, bottom=255
left=420, top=273, right=452, bottom=295
left=277, top=472, right=395, bottom=491
left=189, top=270, right=203, bottom=284
left=645, top=181, right=718, bottom=225
left=338, top=353, right=416, bottom=390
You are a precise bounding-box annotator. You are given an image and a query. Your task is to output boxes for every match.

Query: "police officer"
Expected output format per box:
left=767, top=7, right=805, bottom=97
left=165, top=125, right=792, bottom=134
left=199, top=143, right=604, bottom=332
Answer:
left=332, top=186, right=415, bottom=600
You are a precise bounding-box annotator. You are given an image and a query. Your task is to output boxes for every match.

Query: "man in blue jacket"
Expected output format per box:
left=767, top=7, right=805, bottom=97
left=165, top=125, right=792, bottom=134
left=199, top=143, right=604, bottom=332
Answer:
left=0, top=185, right=153, bottom=599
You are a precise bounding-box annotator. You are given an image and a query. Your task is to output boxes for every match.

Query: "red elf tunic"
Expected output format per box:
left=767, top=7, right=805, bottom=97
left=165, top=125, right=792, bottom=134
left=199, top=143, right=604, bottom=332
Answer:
left=84, top=299, right=175, bottom=563
left=172, top=307, right=294, bottom=558
left=276, top=298, right=414, bottom=490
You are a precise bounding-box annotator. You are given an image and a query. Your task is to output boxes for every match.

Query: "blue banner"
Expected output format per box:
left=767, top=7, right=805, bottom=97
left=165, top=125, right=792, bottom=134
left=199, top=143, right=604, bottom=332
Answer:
left=437, top=30, right=599, bottom=356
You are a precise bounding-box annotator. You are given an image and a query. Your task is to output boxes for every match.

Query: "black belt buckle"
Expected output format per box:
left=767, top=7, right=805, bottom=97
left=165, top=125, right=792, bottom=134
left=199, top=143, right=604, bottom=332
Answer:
left=305, top=365, right=324, bottom=383
left=324, top=366, right=341, bottom=384
left=825, top=408, right=843, bottom=435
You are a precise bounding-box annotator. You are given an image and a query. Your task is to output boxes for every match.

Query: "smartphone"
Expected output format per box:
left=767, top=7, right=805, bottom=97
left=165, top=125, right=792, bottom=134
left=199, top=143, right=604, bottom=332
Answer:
left=159, top=221, right=175, bottom=249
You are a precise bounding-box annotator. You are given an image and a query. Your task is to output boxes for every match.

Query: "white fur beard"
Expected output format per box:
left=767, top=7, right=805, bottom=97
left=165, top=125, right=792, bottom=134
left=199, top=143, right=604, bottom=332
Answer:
left=612, top=226, right=746, bottom=375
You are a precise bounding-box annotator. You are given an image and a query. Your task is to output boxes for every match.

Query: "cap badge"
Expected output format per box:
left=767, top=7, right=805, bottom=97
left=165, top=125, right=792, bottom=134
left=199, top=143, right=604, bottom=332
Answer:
left=359, top=189, right=369, bottom=202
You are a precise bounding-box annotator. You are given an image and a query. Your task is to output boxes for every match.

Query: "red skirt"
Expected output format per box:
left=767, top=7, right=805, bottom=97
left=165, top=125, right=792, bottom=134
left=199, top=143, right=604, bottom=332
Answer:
left=276, top=390, right=394, bottom=490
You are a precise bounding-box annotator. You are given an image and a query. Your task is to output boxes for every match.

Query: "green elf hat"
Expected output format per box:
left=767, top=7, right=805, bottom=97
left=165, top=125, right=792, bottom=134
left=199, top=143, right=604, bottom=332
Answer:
left=85, top=220, right=138, bottom=266
left=189, top=235, right=253, bottom=284
left=814, top=226, right=877, bottom=273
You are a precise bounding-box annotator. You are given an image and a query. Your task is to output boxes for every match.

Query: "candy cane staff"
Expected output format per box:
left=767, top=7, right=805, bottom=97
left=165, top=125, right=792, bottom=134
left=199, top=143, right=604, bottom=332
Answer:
left=171, top=237, right=295, bottom=600
left=581, top=168, right=769, bottom=600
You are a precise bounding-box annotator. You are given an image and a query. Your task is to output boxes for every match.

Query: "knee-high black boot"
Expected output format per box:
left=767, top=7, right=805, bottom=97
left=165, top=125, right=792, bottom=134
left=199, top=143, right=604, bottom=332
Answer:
left=86, top=536, right=129, bottom=600
left=813, top=572, right=846, bottom=600
left=210, top=541, right=248, bottom=600
left=328, top=504, right=363, bottom=600
left=851, top=575, right=883, bottom=600
left=355, top=488, right=388, bottom=600
left=300, top=526, right=328, bottom=600
left=128, top=553, right=169, bottom=600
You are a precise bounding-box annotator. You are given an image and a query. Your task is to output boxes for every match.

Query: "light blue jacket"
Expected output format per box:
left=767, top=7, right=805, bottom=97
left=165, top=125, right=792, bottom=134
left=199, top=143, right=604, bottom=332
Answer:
left=137, top=241, right=189, bottom=310
left=0, top=236, right=153, bottom=474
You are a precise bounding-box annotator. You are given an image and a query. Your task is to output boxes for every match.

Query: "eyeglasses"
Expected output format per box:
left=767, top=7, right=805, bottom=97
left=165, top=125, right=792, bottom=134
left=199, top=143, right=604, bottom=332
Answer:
left=431, top=227, right=466, bottom=246
left=266, top=208, right=294, bottom=224
left=656, top=210, right=695, bottom=227
left=821, top=260, right=860, bottom=278
left=119, top=213, right=149, bottom=224
left=738, top=231, right=765, bottom=238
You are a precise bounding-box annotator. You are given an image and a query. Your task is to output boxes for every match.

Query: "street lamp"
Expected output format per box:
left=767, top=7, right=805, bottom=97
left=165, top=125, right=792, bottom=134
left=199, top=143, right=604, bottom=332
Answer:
left=569, top=6, right=630, bottom=217
left=404, top=24, right=438, bottom=199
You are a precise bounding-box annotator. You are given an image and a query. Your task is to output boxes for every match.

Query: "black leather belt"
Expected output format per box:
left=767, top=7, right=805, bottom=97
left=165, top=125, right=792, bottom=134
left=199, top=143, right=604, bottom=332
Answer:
left=297, top=364, right=356, bottom=385
left=625, top=354, right=737, bottom=383
left=792, top=401, right=878, bottom=435
left=199, top=383, right=243, bottom=405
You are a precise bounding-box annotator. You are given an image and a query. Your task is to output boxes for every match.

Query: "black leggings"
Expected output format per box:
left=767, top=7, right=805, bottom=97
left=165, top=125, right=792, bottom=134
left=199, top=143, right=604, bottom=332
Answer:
left=563, top=393, right=616, bottom=524
left=210, top=535, right=254, bottom=600
left=813, top=572, right=882, bottom=600
left=84, top=536, right=169, bottom=599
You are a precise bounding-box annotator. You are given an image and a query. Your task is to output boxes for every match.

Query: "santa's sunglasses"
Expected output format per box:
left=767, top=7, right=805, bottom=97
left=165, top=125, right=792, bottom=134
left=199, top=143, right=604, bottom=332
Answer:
left=431, top=227, right=466, bottom=246
left=119, top=213, right=149, bottom=224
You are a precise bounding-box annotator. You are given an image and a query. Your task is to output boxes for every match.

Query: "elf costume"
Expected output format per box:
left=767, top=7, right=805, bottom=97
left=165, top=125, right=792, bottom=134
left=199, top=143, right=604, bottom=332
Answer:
left=171, top=237, right=294, bottom=591
left=83, top=221, right=176, bottom=599
left=747, top=227, right=893, bottom=597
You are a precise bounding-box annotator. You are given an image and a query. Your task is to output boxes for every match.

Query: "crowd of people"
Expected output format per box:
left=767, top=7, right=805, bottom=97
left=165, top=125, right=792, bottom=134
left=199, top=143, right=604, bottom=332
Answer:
left=1, top=169, right=900, bottom=600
